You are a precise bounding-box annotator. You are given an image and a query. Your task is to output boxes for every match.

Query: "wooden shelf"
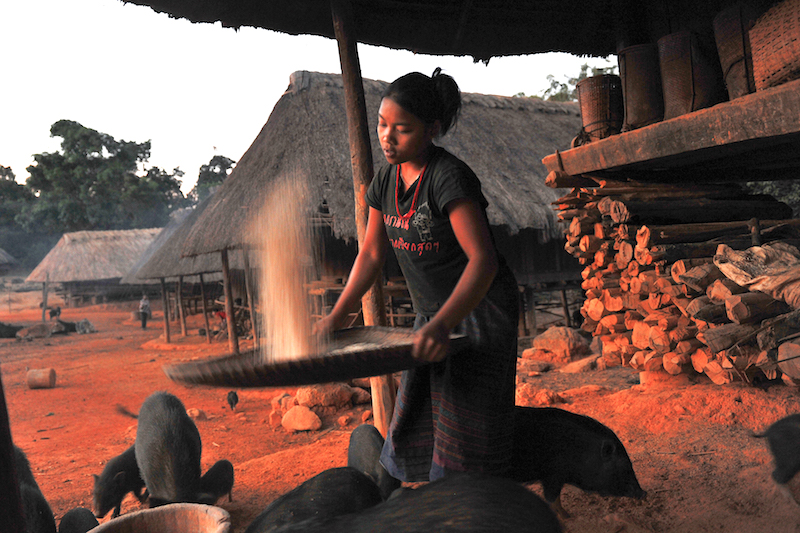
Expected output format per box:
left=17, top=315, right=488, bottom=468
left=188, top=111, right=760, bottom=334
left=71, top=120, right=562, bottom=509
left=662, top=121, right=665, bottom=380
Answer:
left=542, top=78, right=800, bottom=183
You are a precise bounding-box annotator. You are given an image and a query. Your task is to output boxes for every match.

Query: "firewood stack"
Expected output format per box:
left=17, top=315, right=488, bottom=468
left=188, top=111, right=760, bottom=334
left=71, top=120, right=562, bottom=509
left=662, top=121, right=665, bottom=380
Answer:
left=548, top=170, right=800, bottom=385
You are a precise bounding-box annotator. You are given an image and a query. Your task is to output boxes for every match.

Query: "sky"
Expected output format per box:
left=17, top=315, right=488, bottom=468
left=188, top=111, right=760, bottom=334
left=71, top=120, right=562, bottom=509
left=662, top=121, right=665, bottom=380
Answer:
left=1, top=0, right=616, bottom=196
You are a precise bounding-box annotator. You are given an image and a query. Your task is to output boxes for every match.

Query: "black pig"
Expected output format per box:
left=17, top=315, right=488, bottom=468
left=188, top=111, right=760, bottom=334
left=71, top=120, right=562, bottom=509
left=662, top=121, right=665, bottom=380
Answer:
left=14, top=445, right=57, bottom=533
left=268, top=472, right=562, bottom=533
left=347, top=424, right=401, bottom=500
left=753, top=413, right=800, bottom=505
left=58, top=508, right=99, bottom=533
left=511, top=406, right=646, bottom=517
left=92, top=445, right=147, bottom=518
left=197, top=459, right=235, bottom=504
left=245, top=467, right=383, bottom=533
left=134, top=391, right=202, bottom=507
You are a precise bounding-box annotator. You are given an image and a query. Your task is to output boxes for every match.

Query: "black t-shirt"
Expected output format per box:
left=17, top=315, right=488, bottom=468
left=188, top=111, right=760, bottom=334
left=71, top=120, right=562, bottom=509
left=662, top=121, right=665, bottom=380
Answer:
left=365, top=146, right=491, bottom=316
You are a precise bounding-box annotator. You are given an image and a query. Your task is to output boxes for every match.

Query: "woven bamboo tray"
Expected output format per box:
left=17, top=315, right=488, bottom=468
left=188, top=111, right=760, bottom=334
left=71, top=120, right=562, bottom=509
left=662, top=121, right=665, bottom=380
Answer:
left=163, top=326, right=470, bottom=388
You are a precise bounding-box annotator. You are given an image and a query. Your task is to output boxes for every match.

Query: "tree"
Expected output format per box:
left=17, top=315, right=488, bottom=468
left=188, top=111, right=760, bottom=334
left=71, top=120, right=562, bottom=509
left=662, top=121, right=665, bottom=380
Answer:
left=0, top=166, right=34, bottom=228
left=19, top=120, right=187, bottom=233
left=540, top=62, right=618, bottom=102
left=189, top=155, right=235, bottom=204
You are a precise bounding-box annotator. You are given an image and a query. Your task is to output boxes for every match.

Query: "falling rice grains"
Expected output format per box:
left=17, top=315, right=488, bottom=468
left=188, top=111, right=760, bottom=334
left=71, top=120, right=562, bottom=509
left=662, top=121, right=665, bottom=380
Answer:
left=247, top=177, right=322, bottom=363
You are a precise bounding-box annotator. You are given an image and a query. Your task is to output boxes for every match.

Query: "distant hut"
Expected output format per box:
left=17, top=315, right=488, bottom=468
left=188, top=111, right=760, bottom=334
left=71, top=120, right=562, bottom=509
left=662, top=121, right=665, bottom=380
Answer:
left=179, top=71, right=582, bottom=334
left=27, top=229, right=161, bottom=307
left=0, top=248, right=18, bottom=275
left=123, top=198, right=246, bottom=343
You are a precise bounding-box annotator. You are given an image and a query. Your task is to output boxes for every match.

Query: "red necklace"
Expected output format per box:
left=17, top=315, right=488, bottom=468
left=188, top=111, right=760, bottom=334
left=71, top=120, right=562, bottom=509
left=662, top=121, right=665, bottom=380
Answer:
left=395, top=162, right=428, bottom=222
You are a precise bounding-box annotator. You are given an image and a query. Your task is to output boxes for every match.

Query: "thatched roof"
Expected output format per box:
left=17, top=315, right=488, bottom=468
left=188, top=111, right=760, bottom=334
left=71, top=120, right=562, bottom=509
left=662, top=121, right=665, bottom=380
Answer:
left=181, top=71, right=580, bottom=257
left=26, top=229, right=161, bottom=283
left=122, top=196, right=242, bottom=283
left=122, top=0, right=745, bottom=61
left=0, top=247, right=17, bottom=267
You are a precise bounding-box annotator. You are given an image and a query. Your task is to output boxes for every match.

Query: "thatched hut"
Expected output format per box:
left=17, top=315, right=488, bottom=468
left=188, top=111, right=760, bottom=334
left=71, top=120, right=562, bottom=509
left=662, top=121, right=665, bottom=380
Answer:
left=0, top=247, right=17, bottom=275
left=26, top=229, right=161, bottom=307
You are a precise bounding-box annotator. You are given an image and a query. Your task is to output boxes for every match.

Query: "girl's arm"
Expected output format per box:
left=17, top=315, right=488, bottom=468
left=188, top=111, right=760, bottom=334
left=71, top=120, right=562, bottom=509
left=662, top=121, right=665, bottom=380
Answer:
left=412, top=198, right=499, bottom=362
left=314, top=207, right=389, bottom=334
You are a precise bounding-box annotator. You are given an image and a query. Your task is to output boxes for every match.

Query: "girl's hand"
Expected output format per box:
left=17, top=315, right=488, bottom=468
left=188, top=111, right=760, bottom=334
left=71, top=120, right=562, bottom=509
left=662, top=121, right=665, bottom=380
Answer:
left=412, top=320, right=451, bottom=363
left=312, top=314, right=339, bottom=338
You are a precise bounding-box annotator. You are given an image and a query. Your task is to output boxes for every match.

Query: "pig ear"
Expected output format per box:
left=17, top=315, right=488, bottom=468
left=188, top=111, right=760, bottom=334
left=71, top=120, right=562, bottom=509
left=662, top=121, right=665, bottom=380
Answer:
left=601, top=440, right=616, bottom=461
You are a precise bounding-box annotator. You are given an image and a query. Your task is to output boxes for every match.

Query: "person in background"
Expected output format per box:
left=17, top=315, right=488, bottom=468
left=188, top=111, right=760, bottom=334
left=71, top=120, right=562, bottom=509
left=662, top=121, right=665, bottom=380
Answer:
left=139, top=294, right=151, bottom=329
left=315, top=68, right=518, bottom=483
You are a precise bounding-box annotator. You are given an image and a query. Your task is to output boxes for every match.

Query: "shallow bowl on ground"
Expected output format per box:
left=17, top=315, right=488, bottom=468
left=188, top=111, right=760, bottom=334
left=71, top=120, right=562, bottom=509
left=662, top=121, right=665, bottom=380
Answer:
left=90, top=503, right=230, bottom=533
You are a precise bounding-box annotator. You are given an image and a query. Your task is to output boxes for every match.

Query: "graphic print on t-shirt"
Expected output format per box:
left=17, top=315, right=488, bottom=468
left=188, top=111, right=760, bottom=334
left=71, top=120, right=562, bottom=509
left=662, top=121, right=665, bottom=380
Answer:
left=411, top=202, right=433, bottom=242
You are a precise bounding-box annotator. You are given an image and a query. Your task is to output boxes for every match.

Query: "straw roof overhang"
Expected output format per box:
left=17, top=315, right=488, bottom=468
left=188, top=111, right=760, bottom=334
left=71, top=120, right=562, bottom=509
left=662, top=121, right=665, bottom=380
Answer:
left=122, top=0, right=731, bottom=61
left=26, top=229, right=161, bottom=283
left=180, top=71, right=580, bottom=257
left=123, top=195, right=242, bottom=283
left=0, top=248, right=17, bottom=267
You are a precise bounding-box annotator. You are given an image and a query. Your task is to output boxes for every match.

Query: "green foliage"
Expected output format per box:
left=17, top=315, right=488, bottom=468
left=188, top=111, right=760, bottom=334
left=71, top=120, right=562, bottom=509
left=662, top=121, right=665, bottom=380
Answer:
left=0, top=166, right=34, bottom=228
left=540, top=62, right=618, bottom=102
left=189, top=155, right=234, bottom=204
left=20, top=120, right=187, bottom=233
left=744, top=180, right=800, bottom=218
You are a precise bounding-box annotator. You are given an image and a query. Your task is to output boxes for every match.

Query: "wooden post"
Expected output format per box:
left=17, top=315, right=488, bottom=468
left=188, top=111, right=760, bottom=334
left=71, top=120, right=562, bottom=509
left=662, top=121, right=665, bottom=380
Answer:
left=243, top=249, right=259, bottom=348
left=0, top=367, right=26, bottom=533
left=160, top=278, right=171, bottom=343
left=221, top=248, right=240, bottom=355
left=41, top=273, right=48, bottom=322
left=560, top=289, right=572, bottom=327
left=199, top=273, right=211, bottom=344
left=178, top=276, right=187, bottom=337
left=332, top=0, right=395, bottom=438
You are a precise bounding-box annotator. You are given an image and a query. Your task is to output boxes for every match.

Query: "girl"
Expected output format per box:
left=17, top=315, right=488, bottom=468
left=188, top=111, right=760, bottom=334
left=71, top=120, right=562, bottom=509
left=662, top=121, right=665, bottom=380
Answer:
left=316, top=68, right=518, bottom=482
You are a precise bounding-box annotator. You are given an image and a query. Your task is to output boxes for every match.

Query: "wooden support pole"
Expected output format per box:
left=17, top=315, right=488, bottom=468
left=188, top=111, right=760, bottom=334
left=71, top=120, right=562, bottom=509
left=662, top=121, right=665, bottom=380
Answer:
left=199, top=273, right=211, bottom=344
left=178, top=275, right=187, bottom=337
left=243, top=249, right=259, bottom=348
left=332, top=0, right=395, bottom=438
left=560, top=289, right=572, bottom=327
left=160, top=278, right=171, bottom=343
left=221, top=248, right=240, bottom=355
left=0, top=366, right=26, bottom=533
left=41, top=273, right=48, bottom=322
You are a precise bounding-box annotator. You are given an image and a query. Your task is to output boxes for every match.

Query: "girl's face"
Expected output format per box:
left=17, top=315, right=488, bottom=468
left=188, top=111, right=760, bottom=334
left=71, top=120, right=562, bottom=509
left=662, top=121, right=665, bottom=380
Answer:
left=377, top=97, right=437, bottom=166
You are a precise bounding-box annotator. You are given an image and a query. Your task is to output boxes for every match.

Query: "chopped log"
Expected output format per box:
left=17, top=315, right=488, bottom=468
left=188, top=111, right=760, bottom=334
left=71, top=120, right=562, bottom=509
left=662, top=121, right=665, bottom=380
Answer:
left=643, top=352, right=664, bottom=372
left=594, top=222, right=612, bottom=240
left=686, top=296, right=730, bottom=324
left=675, top=338, right=704, bottom=355
left=670, top=257, right=714, bottom=284
left=648, top=292, right=671, bottom=310
left=706, top=278, right=747, bottom=303
left=569, top=215, right=599, bottom=238
left=624, top=311, right=644, bottom=330
left=671, top=296, right=692, bottom=316
left=557, top=209, right=585, bottom=221
left=649, top=238, right=755, bottom=264
left=629, top=350, right=650, bottom=370
left=615, top=241, right=634, bottom=269
left=757, top=309, right=800, bottom=351
left=714, top=242, right=800, bottom=309
left=586, top=298, right=608, bottom=322
left=704, top=361, right=736, bottom=385
left=670, top=324, right=699, bottom=343
left=582, top=317, right=599, bottom=334
left=632, top=321, right=653, bottom=350
left=637, top=299, right=657, bottom=317
left=777, top=341, right=800, bottom=380
left=725, top=292, right=791, bottom=325
left=658, top=314, right=680, bottom=330
left=648, top=326, right=675, bottom=354
left=700, top=323, right=758, bottom=353
left=655, top=277, right=684, bottom=298
left=663, top=352, right=692, bottom=375
left=579, top=234, right=604, bottom=254
left=600, top=312, right=627, bottom=329
left=602, top=290, right=624, bottom=313
left=691, top=347, right=713, bottom=373
left=634, top=246, right=654, bottom=266
left=678, top=263, right=725, bottom=293
left=546, top=170, right=599, bottom=188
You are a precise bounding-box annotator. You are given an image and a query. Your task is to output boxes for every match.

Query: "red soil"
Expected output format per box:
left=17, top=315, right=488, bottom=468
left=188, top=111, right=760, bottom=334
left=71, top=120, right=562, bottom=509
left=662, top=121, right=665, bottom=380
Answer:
left=3, top=291, right=800, bottom=532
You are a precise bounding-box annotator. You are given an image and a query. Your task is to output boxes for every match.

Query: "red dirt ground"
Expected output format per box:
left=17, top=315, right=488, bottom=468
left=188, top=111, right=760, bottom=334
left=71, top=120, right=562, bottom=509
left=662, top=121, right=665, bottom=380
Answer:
left=3, top=290, right=800, bottom=532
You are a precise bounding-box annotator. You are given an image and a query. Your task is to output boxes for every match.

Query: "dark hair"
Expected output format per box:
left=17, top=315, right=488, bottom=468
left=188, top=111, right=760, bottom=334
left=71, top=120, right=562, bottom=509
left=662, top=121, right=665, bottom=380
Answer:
left=382, top=67, right=461, bottom=136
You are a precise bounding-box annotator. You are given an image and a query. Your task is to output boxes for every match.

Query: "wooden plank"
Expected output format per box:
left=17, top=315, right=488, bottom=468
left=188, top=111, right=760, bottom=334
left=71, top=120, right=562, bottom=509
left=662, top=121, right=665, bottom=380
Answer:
left=542, top=79, right=800, bottom=176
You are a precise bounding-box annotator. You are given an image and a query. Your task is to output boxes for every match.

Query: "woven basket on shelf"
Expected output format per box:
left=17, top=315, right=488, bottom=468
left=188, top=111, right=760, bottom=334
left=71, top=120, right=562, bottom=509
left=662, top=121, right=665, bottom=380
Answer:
left=750, top=0, right=800, bottom=90
left=713, top=2, right=759, bottom=99
left=618, top=43, right=664, bottom=131
left=575, top=74, right=624, bottom=142
left=657, top=30, right=727, bottom=120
